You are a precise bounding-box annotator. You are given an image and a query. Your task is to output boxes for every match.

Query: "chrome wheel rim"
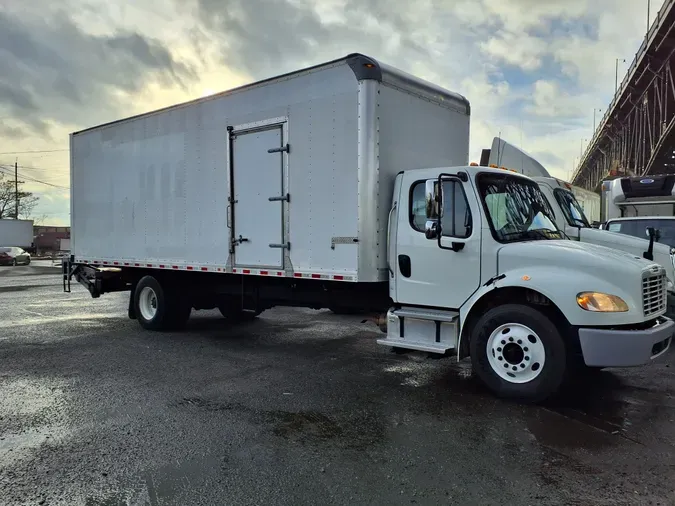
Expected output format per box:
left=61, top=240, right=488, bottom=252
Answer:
left=138, top=286, right=158, bottom=321
left=486, top=323, right=545, bottom=383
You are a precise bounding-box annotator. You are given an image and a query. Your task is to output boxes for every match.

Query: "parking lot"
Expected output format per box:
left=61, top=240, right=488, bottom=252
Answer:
left=0, top=265, right=673, bottom=505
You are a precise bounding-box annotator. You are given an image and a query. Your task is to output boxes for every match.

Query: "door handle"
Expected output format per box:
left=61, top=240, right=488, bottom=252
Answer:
left=232, top=235, right=249, bottom=246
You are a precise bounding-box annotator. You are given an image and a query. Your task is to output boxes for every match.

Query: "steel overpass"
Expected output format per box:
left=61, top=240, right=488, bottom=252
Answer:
left=572, top=0, right=675, bottom=191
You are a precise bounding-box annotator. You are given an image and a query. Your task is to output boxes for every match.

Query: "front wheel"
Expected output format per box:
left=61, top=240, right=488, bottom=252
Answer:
left=469, top=304, right=566, bottom=403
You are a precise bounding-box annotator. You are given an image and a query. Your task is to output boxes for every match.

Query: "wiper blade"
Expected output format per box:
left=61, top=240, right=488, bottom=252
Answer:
left=500, top=228, right=563, bottom=241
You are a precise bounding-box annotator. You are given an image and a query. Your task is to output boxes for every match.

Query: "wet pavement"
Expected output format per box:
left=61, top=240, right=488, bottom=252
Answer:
left=1, top=265, right=674, bottom=505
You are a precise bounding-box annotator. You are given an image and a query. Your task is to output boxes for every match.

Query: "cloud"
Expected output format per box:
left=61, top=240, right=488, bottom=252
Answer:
left=0, top=8, right=197, bottom=137
left=525, top=80, right=584, bottom=119
left=479, top=32, right=548, bottom=71
left=0, top=0, right=666, bottom=223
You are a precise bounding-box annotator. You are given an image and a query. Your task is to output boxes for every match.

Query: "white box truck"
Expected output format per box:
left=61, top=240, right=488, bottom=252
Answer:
left=481, top=138, right=675, bottom=315
left=64, top=54, right=673, bottom=402
left=0, top=219, right=33, bottom=248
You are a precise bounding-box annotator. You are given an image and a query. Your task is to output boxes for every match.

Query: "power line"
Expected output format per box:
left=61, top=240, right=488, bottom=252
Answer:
left=0, top=165, right=69, bottom=189
left=0, top=164, right=69, bottom=173
left=0, top=149, right=68, bottom=155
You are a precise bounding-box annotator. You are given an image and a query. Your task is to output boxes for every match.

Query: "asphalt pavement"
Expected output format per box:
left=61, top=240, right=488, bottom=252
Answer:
left=1, top=265, right=674, bottom=505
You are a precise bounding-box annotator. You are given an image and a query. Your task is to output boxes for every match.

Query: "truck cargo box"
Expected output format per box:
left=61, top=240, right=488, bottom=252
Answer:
left=70, top=53, right=470, bottom=282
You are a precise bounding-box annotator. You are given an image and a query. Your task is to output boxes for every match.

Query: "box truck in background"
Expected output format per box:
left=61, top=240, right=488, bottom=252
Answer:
left=0, top=219, right=33, bottom=248
left=601, top=174, right=675, bottom=221
left=64, top=54, right=672, bottom=402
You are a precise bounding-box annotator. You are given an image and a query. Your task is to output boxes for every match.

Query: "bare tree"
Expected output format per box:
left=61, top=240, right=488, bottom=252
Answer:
left=0, top=172, right=39, bottom=219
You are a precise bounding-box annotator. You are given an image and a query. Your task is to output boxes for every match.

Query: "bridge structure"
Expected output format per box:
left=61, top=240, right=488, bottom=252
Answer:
left=571, top=0, right=675, bottom=191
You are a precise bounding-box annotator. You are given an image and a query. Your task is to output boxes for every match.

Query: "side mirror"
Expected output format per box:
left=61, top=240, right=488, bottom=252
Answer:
left=644, top=227, right=660, bottom=261
left=646, top=226, right=661, bottom=241
left=425, top=220, right=439, bottom=239
left=425, top=180, right=442, bottom=219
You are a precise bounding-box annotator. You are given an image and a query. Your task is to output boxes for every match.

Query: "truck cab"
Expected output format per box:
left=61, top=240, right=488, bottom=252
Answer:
left=381, top=165, right=673, bottom=401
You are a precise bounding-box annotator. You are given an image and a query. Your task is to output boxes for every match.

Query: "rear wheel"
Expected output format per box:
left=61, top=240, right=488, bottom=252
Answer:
left=134, top=275, right=191, bottom=330
left=469, top=304, right=566, bottom=403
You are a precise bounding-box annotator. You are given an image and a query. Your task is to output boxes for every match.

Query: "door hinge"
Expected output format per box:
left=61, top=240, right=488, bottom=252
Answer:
left=268, top=193, right=290, bottom=202
left=268, top=144, right=290, bottom=154
left=269, top=242, right=291, bottom=250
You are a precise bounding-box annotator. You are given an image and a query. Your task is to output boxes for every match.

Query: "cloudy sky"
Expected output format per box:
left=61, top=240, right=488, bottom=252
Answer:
left=0, top=0, right=665, bottom=226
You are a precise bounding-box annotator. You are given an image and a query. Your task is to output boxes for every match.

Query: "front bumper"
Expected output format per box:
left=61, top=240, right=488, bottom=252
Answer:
left=578, top=316, right=674, bottom=367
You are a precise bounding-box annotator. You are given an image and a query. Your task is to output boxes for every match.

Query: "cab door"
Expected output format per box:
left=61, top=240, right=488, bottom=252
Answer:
left=394, top=172, right=482, bottom=309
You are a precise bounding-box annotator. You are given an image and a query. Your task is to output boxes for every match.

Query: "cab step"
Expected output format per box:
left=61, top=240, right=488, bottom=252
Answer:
left=376, top=307, right=459, bottom=354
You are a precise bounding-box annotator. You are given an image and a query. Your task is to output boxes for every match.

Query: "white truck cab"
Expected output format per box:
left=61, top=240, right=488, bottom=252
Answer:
left=381, top=165, right=673, bottom=400
left=480, top=138, right=675, bottom=316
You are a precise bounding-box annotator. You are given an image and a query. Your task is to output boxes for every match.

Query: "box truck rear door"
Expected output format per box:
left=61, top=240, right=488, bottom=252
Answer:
left=231, top=124, right=286, bottom=269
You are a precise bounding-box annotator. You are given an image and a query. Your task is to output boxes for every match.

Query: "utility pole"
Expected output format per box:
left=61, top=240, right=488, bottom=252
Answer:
left=615, top=58, right=625, bottom=93
left=647, top=0, right=651, bottom=34
left=14, top=158, right=18, bottom=219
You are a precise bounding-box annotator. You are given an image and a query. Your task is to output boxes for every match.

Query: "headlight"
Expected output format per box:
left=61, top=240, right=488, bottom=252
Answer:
left=577, top=292, right=629, bottom=312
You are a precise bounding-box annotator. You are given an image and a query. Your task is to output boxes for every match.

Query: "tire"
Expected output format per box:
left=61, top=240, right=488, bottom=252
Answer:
left=218, top=305, right=262, bottom=322
left=25, top=258, right=30, bottom=265
left=469, top=304, right=567, bottom=403
left=134, top=275, right=191, bottom=331
left=11, top=259, right=16, bottom=266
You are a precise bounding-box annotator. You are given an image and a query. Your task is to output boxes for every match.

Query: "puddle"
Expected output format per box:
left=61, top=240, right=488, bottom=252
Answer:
left=383, top=360, right=439, bottom=388
left=270, top=411, right=343, bottom=440
left=0, top=285, right=30, bottom=293
left=177, top=396, right=386, bottom=449
left=538, top=372, right=652, bottom=444
left=268, top=409, right=385, bottom=448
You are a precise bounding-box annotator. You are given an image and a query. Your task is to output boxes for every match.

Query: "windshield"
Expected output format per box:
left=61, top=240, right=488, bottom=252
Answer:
left=554, top=188, right=590, bottom=228
left=606, top=218, right=675, bottom=248
left=478, top=173, right=563, bottom=243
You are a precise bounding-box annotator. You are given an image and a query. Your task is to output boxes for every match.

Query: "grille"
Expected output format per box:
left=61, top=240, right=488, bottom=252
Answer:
left=643, top=271, right=667, bottom=317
